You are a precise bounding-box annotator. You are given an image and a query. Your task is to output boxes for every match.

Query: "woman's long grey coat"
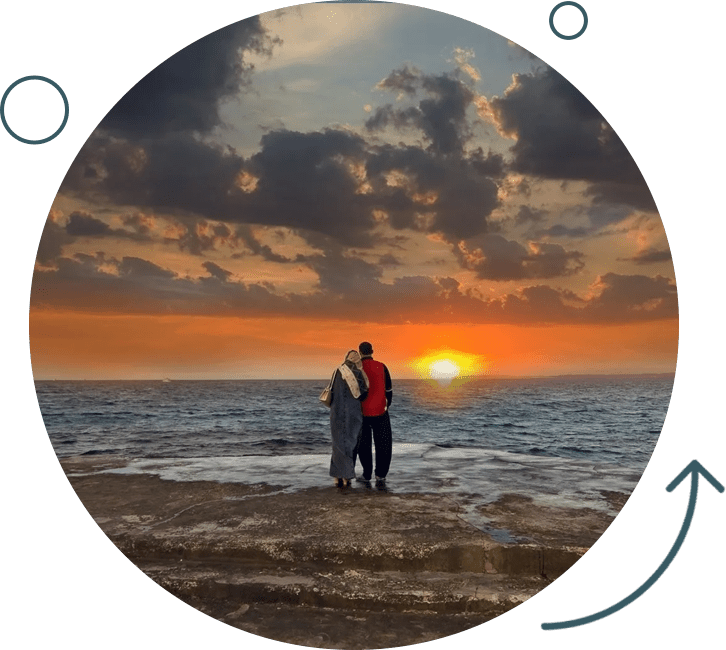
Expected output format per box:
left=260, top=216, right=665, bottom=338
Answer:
left=329, top=365, right=368, bottom=479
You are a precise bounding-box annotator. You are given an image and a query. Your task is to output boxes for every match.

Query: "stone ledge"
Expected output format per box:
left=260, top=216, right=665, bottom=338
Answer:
left=61, top=456, right=623, bottom=648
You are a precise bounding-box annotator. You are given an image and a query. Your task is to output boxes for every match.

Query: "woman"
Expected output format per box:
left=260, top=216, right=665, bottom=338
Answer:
left=329, top=350, right=369, bottom=487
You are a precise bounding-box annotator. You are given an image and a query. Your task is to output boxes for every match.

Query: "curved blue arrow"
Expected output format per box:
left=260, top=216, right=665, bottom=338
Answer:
left=542, top=460, right=723, bottom=630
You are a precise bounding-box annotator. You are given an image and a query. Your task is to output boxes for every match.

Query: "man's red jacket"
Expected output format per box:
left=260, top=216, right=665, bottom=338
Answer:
left=361, top=357, right=393, bottom=417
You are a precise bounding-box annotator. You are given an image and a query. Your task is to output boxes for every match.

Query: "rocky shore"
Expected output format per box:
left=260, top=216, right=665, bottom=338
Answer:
left=61, top=456, right=628, bottom=649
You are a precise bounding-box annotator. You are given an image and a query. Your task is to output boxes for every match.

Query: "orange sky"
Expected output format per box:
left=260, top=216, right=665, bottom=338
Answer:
left=30, top=310, right=678, bottom=379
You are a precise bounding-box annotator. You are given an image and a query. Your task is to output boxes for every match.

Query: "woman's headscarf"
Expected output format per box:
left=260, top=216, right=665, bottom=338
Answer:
left=344, top=349, right=363, bottom=370
left=341, top=349, right=369, bottom=391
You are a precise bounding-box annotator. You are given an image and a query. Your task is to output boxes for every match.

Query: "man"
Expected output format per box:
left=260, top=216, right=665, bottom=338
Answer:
left=355, top=341, right=393, bottom=486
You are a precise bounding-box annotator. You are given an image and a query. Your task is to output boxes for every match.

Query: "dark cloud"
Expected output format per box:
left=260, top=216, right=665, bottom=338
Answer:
left=366, top=68, right=476, bottom=156
left=584, top=273, right=677, bottom=321
left=244, top=129, right=376, bottom=245
left=60, top=124, right=502, bottom=249
left=437, top=276, right=460, bottom=293
left=514, top=205, right=548, bottom=225
left=202, top=261, right=233, bottom=282
left=468, top=148, right=506, bottom=178
left=64, top=211, right=154, bottom=242
left=586, top=180, right=658, bottom=212
left=379, top=253, right=401, bottom=266
left=36, top=211, right=157, bottom=267
left=534, top=224, right=590, bottom=238
left=100, top=18, right=278, bottom=139
left=63, top=129, right=376, bottom=247
left=120, top=256, right=176, bottom=279
left=57, top=36, right=507, bottom=253
left=586, top=204, right=633, bottom=230
left=489, top=66, right=656, bottom=211
left=376, top=65, right=421, bottom=95
left=74, top=134, right=247, bottom=216
left=31, top=253, right=677, bottom=325
left=32, top=252, right=287, bottom=317
left=455, top=234, right=584, bottom=280
left=36, top=217, right=73, bottom=265
left=175, top=219, right=238, bottom=256
left=302, top=248, right=383, bottom=296
left=365, top=144, right=500, bottom=241
left=235, top=225, right=293, bottom=263
left=65, top=211, right=112, bottom=237
left=619, top=247, right=673, bottom=265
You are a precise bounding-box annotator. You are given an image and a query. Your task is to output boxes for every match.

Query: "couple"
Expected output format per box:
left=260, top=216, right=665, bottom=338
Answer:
left=327, top=341, right=393, bottom=488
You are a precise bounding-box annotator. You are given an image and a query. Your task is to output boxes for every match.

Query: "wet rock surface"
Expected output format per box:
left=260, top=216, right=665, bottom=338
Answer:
left=61, top=456, right=626, bottom=648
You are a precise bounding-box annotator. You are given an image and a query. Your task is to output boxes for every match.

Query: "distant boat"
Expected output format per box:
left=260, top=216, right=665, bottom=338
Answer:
left=162, top=378, right=171, bottom=383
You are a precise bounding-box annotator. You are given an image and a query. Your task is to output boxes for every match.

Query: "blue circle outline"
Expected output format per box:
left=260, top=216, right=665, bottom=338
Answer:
left=1, top=75, right=69, bottom=145
left=549, top=2, right=588, bottom=40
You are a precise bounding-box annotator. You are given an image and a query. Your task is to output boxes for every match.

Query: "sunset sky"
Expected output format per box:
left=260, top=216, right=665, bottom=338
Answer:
left=30, top=4, right=678, bottom=380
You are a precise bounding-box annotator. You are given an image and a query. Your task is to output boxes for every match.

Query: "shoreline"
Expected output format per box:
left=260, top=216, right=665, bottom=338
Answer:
left=61, top=455, right=629, bottom=648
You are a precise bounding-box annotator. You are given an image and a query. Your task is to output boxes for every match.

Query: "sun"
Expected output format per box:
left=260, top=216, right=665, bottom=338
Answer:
left=429, top=359, right=461, bottom=381
left=409, top=349, right=488, bottom=386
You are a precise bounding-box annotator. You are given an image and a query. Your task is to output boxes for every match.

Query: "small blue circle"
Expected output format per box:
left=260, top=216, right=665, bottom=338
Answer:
left=550, top=2, right=588, bottom=40
left=1, top=76, right=69, bottom=145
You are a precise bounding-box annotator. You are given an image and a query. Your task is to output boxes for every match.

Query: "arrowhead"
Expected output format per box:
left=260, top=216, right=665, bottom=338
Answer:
left=666, top=460, right=725, bottom=493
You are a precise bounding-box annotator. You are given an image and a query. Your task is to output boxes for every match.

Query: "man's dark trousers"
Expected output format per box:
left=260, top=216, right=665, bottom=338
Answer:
left=357, top=411, right=392, bottom=480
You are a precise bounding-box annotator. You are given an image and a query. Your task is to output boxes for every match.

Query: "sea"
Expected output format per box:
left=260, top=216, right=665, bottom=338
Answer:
left=35, top=376, right=673, bottom=534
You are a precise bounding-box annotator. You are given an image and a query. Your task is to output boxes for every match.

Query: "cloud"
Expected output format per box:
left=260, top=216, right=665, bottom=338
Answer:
left=202, top=261, right=233, bottom=282
left=586, top=180, right=658, bottom=212
left=375, top=65, right=420, bottom=95
left=379, top=253, right=401, bottom=266
left=49, top=40, right=668, bottom=314
left=535, top=224, right=590, bottom=238
left=304, top=248, right=383, bottom=295
left=175, top=220, right=240, bottom=256
left=365, top=143, right=501, bottom=241
left=100, top=17, right=278, bottom=139
left=486, top=66, right=656, bottom=211
left=122, top=213, right=156, bottom=236
left=584, top=273, right=677, bottom=321
left=64, top=134, right=248, bottom=216
left=65, top=212, right=112, bottom=236
left=32, top=252, right=675, bottom=326
left=36, top=214, right=73, bottom=265
left=60, top=123, right=503, bottom=249
left=243, top=129, right=376, bottom=245
left=235, top=225, right=293, bottom=263
left=36, top=210, right=159, bottom=267
left=514, top=205, right=548, bottom=226
left=366, top=67, right=476, bottom=156
left=32, top=252, right=287, bottom=317
left=452, top=47, right=480, bottom=82
left=619, top=247, right=673, bottom=265
left=455, top=234, right=584, bottom=280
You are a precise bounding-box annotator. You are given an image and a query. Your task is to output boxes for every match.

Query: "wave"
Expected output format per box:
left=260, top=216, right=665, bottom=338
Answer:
left=561, top=445, right=587, bottom=453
